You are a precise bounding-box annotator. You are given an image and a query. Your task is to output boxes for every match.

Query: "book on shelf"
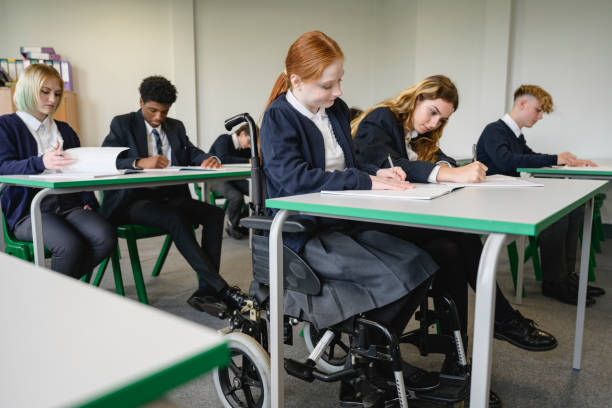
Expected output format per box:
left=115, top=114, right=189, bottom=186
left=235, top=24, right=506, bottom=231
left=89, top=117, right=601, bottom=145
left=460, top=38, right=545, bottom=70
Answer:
left=23, top=51, right=61, bottom=61
left=60, top=61, right=72, bottom=90
left=20, top=46, right=55, bottom=56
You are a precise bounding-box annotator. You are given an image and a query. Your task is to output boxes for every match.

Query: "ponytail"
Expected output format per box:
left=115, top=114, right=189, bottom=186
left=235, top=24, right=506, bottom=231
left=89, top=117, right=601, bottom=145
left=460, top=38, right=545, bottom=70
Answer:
left=265, top=72, right=290, bottom=111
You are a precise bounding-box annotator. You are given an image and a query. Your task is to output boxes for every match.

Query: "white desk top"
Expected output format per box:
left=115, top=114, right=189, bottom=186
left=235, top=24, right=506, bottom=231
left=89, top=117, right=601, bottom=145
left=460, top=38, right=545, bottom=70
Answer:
left=0, top=254, right=227, bottom=407
left=266, top=178, right=609, bottom=236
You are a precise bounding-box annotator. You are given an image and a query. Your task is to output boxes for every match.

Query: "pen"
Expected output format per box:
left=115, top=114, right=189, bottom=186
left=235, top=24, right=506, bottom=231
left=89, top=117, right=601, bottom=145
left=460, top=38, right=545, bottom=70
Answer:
left=388, top=154, right=395, bottom=168
left=472, top=144, right=477, bottom=163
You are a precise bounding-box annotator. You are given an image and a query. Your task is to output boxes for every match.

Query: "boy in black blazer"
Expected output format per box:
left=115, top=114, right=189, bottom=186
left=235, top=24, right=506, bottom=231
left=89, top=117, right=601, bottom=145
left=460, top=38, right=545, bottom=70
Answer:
left=101, top=76, right=246, bottom=315
left=477, top=85, right=604, bottom=305
left=209, top=123, right=252, bottom=239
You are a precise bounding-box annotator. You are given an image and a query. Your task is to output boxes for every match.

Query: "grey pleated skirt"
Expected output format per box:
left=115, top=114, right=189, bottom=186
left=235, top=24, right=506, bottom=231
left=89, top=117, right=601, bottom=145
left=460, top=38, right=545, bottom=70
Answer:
left=284, top=229, right=438, bottom=329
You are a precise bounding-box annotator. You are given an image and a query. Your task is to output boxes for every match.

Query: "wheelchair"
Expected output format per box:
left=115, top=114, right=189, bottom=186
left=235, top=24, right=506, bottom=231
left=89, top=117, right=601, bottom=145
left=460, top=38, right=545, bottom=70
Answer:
left=211, top=113, right=471, bottom=408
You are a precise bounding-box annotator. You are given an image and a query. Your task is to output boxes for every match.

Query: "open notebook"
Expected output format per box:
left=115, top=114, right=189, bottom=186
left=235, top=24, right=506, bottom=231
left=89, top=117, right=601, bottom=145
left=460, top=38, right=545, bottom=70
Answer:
left=29, top=147, right=134, bottom=179
left=321, top=175, right=544, bottom=200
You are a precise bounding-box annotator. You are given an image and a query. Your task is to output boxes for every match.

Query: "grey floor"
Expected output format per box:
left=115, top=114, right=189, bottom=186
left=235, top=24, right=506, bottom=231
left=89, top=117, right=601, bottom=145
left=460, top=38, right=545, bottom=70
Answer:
left=96, top=226, right=612, bottom=408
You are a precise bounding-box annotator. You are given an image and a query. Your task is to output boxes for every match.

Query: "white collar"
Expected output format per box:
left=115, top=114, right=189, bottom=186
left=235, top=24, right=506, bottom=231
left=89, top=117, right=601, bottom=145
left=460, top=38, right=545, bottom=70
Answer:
left=231, top=132, right=240, bottom=150
left=144, top=120, right=161, bottom=136
left=502, top=113, right=522, bottom=138
left=16, top=111, right=51, bottom=132
left=286, top=89, right=326, bottom=120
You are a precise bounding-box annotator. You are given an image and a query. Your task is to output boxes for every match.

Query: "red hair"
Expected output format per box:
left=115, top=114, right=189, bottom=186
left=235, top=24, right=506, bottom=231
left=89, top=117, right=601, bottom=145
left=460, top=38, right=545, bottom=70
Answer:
left=265, top=31, right=344, bottom=110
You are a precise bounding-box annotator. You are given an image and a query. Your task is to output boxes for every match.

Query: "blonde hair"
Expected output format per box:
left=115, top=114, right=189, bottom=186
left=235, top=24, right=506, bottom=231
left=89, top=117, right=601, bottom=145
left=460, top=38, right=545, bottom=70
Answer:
left=352, top=75, right=458, bottom=163
left=265, top=31, right=344, bottom=110
left=513, top=85, right=554, bottom=113
left=13, top=63, right=64, bottom=118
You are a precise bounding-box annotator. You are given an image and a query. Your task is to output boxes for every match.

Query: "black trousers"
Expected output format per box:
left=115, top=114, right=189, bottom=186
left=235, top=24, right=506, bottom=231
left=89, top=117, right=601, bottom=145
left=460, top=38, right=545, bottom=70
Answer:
left=538, top=206, right=583, bottom=284
left=14, top=207, right=117, bottom=279
left=213, top=180, right=249, bottom=227
left=383, top=226, right=515, bottom=332
left=125, top=196, right=226, bottom=292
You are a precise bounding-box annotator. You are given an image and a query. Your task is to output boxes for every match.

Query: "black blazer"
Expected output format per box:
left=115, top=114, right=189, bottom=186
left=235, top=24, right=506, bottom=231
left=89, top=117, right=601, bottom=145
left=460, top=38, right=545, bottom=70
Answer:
left=100, top=109, right=213, bottom=223
left=353, top=107, right=456, bottom=183
left=476, top=119, right=557, bottom=176
left=210, top=133, right=250, bottom=164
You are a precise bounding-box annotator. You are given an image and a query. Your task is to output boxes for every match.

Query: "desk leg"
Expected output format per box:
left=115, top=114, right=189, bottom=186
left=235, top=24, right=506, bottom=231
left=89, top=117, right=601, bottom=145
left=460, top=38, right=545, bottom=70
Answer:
left=470, top=233, right=506, bottom=408
left=270, top=209, right=289, bottom=408
left=515, top=235, right=526, bottom=305
left=31, top=188, right=53, bottom=267
left=573, top=198, right=594, bottom=370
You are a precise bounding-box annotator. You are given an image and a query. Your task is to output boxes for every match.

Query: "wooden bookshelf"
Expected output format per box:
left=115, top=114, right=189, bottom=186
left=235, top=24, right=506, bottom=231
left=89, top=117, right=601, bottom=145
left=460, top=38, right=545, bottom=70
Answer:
left=0, top=86, right=79, bottom=134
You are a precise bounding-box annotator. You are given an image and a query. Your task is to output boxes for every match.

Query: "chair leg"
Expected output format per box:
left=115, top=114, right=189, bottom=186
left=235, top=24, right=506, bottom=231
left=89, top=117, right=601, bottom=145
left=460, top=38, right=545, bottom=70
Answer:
left=507, top=242, right=519, bottom=290
left=110, top=247, right=125, bottom=296
left=125, top=232, right=149, bottom=304
left=92, top=253, right=112, bottom=287
left=81, top=269, right=93, bottom=283
left=151, top=235, right=173, bottom=277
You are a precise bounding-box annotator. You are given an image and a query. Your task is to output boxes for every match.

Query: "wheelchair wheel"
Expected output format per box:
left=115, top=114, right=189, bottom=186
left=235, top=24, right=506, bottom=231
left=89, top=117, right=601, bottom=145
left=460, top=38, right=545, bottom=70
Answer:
left=303, top=323, right=350, bottom=374
left=213, top=332, right=270, bottom=408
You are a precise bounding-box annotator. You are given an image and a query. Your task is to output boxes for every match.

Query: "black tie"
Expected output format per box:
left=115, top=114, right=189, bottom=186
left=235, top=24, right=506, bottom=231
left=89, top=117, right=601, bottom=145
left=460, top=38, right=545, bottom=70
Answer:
left=152, top=128, right=163, bottom=155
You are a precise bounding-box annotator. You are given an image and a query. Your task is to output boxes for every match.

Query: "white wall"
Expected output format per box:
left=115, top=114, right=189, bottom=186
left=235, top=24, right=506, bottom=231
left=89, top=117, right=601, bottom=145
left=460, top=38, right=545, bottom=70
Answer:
left=0, top=0, right=196, bottom=147
left=507, top=0, right=612, bottom=222
left=195, top=0, right=404, bottom=149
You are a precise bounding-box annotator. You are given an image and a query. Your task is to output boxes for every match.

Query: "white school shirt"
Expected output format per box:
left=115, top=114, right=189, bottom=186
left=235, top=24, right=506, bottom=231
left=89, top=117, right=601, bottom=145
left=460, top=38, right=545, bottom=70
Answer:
left=16, top=111, right=64, bottom=156
left=404, top=130, right=449, bottom=183
left=231, top=132, right=240, bottom=149
left=286, top=90, right=345, bottom=172
left=502, top=113, right=522, bottom=138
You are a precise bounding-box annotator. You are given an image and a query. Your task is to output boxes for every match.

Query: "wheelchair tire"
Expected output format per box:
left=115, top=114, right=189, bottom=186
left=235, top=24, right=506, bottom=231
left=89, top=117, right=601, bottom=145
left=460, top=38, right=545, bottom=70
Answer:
left=213, top=332, right=271, bottom=408
left=302, top=323, right=349, bottom=374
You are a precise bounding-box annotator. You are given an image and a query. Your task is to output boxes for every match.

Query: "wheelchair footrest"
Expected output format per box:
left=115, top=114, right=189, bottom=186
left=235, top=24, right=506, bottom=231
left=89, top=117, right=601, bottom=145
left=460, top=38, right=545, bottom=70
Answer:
left=414, top=373, right=469, bottom=403
left=284, top=358, right=316, bottom=382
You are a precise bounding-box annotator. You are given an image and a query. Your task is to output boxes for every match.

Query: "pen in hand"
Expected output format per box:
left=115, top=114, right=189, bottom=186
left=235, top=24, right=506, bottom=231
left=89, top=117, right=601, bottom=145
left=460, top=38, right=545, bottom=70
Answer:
left=388, top=154, right=395, bottom=168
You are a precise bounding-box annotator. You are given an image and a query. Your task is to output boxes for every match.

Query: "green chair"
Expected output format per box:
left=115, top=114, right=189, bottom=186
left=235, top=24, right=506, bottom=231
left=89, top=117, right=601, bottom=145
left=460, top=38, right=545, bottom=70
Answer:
left=92, top=223, right=174, bottom=305
left=1, top=201, right=112, bottom=286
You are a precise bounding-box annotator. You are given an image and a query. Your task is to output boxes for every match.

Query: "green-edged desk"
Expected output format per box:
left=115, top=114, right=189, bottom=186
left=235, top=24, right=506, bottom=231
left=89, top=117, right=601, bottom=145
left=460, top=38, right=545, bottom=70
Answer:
left=0, top=252, right=228, bottom=407
left=266, top=178, right=609, bottom=408
left=518, top=160, right=612, bottom=180
left=0, top=167, right=250, bottom=266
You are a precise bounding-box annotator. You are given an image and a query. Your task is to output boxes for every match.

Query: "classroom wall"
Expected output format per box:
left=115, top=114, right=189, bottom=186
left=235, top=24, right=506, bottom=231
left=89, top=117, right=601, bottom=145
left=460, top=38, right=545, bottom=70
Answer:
left=0, top=0, right=191, bottom=148
left=194, top=0, right=418, bottom=150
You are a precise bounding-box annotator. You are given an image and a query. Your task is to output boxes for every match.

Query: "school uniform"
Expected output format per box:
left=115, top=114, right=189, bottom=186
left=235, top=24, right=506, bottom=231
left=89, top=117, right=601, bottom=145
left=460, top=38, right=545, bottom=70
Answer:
left=353, top=106, right=522, bottom=332
left=260, top=91, right=437, bottom=329
left=353, top=106, right=456, bottom=183
left=477, top=115, right=588, bottom=302
left=209, top=133, right=250, bottom=233
left=0, top=113, right=116, bottom=278
left=101, top=110, right=226, bottom=294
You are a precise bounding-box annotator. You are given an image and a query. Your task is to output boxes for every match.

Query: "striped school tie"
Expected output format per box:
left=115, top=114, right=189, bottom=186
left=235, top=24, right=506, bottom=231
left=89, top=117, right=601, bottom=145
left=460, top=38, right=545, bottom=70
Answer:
left=152, top=128, right=163, bottom=155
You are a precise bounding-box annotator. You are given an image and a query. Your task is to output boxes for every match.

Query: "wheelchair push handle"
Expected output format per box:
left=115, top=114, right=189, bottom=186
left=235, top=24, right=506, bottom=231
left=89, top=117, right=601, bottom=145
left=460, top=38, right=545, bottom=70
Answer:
left=224, top=113, right=264, bottom=216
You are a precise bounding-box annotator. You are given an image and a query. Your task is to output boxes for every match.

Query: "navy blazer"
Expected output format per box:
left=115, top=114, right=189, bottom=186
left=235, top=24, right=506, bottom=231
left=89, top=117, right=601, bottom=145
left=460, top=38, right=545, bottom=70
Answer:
left=100, top=110, right=213, bottom=223
left=260, top=94, right=377, bottom=252
left=210, top=133, right=250, bottom=164
left=0, top=113, right=98, bottom=231
left=354, top=107, right=457, bottom=183
left=476, top=119, right=557, bottom=176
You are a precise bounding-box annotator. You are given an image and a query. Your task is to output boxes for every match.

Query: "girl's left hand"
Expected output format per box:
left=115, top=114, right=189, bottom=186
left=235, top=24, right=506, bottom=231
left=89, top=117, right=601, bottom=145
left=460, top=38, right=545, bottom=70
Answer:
left=376, top=166, right=406, bottom=181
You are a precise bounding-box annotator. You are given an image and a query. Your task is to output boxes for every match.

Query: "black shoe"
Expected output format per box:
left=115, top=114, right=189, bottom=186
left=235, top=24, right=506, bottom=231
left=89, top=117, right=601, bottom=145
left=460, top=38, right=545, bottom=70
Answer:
left=219, top=285, right=247, bottom=311
left=339, top=377, right=392, bottom=408
left=494, top=310, right=558, bottom=351
left=187, top=288, right=228, bottom=317
left=542, top=281, right=596, bottom=306
left=225, top=220, right=247, bottom=239
left=567, top=273, right=606, bottom=297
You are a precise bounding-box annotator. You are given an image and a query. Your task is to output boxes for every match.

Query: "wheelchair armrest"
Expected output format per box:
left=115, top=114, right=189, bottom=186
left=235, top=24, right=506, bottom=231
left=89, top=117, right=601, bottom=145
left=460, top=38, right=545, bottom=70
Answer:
left=240, top=216, right=306, bottom=233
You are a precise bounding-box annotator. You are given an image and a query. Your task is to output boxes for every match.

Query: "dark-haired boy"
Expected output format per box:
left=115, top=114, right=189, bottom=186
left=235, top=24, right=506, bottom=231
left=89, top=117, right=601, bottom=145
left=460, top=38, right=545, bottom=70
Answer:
left=101, top=75, right=246, bottom=314
left=477, top=85, right=604, bottom=306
